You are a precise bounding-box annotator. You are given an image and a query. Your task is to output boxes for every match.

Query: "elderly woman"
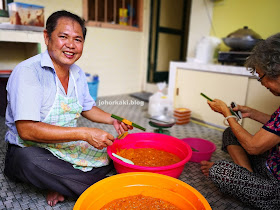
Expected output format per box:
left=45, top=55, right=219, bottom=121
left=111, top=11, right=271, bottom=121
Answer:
left=201, top=33, right=280, bottom=209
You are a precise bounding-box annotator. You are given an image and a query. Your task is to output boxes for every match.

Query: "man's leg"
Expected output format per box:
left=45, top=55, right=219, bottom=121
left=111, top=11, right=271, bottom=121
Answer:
left=4, top=144, right=113, bottom=198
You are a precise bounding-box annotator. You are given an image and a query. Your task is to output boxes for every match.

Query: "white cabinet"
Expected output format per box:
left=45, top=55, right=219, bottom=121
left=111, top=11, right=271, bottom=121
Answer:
left=174, top=68, right=248, bottom=128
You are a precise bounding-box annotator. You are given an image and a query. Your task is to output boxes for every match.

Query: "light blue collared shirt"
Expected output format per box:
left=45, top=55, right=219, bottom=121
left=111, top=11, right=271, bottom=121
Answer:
left=5, top=50, right=95, bottom=145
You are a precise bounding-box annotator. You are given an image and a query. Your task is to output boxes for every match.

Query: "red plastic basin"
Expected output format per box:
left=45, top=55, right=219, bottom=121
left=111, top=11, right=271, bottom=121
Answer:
left=182, top=138, right=216, bottom=163
left=107, top=133, right=192, bottom=178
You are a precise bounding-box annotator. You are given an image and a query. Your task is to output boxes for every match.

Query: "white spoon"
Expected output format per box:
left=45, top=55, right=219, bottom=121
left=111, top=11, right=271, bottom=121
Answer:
left=112, top=153, right=134, bottom=165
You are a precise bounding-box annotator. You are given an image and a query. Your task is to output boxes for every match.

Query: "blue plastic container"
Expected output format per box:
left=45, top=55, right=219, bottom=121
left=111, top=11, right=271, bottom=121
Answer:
left=88, top=75, right=99, bottom=101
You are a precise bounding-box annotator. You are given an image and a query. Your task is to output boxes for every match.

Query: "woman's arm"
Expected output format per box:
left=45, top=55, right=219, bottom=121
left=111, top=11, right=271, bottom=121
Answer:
left=208, top=99, right=280, bottom=155
left=233, top=105, right=271, bottom=124
left=226, top=117, right=280, bottom=155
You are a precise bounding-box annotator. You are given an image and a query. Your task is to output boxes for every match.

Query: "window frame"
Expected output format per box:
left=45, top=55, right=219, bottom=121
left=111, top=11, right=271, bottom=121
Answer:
left=83, top=0, right=143, bottom=32
left=0, top=0, right=13, bottom=17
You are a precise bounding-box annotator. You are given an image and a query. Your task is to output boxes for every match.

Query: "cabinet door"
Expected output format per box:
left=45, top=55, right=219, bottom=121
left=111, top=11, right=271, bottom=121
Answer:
left=175, top=68, right=248, bottom=128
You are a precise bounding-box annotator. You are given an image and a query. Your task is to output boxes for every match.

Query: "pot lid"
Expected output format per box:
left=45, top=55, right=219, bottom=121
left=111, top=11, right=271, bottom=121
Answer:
left=226, top=26, right=262, bottom=40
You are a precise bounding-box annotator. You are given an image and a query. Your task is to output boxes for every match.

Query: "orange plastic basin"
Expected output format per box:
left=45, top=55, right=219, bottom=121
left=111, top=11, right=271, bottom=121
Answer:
left=74, top=172, right=211, bottom=210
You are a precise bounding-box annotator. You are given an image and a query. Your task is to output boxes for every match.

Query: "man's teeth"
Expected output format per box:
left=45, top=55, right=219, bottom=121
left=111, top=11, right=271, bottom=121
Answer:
left=64, top=52, right=74, bottom=55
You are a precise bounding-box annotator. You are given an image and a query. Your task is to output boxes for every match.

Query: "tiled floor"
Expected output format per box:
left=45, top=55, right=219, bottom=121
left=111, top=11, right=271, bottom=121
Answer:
left=0, top=95, right=254, bottom=209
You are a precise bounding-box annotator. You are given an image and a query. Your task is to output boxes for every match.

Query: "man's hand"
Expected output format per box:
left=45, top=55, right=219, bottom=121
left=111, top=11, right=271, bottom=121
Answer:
left=84, top=127, right=115, bottom=150
left=112, top=119, right=133, bottom=135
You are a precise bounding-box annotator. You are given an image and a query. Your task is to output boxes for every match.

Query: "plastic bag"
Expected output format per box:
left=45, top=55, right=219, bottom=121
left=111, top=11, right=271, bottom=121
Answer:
left=194, top=36, right=221, bottom=64
left=148, top=82, right=173, bottom=117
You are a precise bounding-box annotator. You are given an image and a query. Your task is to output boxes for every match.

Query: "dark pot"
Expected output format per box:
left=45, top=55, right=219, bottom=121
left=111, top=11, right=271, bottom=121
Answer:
left=223, top=26, right=262, bottom=51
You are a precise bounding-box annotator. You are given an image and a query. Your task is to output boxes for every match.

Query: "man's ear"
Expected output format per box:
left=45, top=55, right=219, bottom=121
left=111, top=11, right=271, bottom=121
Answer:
left=43, top=29, right=49, bottom=46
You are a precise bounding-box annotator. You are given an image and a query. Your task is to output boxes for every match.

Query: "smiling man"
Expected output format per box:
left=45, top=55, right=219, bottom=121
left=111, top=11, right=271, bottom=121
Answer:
left=4, top=10, right=132, bottom=207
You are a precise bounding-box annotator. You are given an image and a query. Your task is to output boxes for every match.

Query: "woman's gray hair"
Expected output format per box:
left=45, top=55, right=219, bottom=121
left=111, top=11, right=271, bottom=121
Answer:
left=245, top=33, right=280, bottom=78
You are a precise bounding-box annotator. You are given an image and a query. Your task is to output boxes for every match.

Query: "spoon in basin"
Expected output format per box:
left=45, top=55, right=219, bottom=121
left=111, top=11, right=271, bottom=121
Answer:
left=112, top=153, right=134, bottom=165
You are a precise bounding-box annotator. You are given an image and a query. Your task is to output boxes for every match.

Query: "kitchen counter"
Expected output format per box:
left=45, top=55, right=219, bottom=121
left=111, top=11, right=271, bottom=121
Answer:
left=172, top=61, right=251, bottom=75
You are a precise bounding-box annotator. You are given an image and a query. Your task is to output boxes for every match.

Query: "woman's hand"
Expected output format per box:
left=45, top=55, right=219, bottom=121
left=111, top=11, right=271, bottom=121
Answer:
left=84, top=127, right=115, bottom=150
left=232, top=104, right=251, bottom=118
left=207, top=99, right=230, bottom=117
left=112, top=119, right=133, bottom=135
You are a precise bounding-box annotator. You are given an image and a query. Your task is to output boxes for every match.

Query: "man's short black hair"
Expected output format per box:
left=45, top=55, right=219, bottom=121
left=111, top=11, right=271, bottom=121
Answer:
left=46, top=10, right=87, bottom=40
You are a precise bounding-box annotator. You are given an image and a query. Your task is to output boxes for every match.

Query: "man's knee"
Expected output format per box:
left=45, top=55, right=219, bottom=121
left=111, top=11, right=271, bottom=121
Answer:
left=14, top=147, right=39, bottom=165
left=6, top=146, right=48, bottom=176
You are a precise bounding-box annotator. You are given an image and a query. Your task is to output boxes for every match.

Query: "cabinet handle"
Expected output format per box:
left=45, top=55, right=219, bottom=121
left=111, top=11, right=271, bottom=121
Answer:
left=176, top=88, right=179, bottom=96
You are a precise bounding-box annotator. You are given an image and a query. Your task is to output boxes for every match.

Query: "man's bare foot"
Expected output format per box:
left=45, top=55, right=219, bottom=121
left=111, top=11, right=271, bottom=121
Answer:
left=200, top=160, right=215, bottom=177
left=47, top=191, right=65, bottom=206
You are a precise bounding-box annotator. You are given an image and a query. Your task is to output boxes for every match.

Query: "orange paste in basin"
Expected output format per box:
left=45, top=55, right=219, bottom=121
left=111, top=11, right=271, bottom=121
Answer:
left=101, top=194, right=181, bottom=210
left=116, top=148, right=181, bottom=167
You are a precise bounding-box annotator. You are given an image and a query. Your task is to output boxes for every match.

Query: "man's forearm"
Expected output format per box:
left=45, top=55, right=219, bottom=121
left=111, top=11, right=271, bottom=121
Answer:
left=82, top=106, right=114, bottom=124
left=16, top=120, right=87, bottom=143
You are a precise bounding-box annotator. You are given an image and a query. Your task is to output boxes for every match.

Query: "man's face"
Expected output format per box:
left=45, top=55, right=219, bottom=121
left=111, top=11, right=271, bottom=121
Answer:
left=44, top=17, right=84, bottom=70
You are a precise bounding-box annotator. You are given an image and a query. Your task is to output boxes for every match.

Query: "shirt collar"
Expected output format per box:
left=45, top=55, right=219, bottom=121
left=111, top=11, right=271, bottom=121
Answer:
left=40, top=50, right=80, bottom=79
left=41, top=50, right=54, bottom=70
